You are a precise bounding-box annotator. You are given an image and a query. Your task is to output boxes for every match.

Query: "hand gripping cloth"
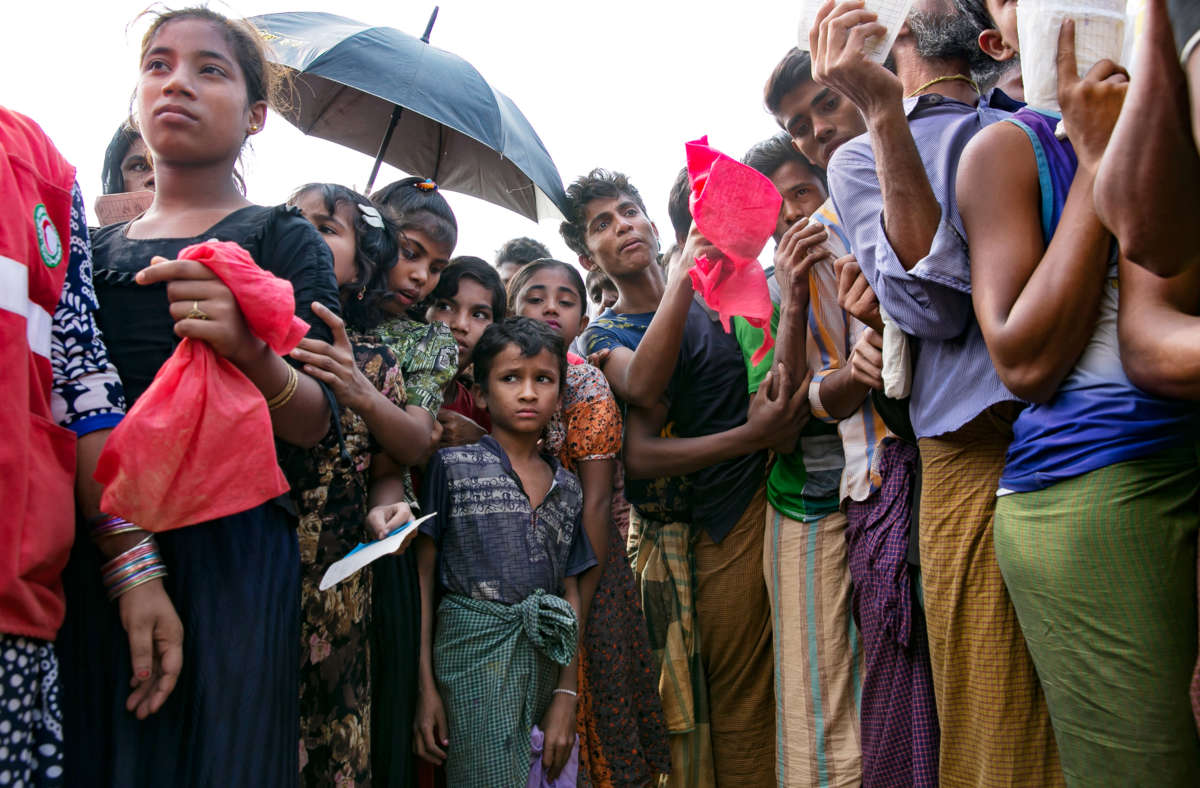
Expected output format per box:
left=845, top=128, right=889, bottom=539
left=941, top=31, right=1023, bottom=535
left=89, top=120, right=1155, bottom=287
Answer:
left=685, top=136, right=782, bottom=365
left=95, top=240, right=310, bottom=531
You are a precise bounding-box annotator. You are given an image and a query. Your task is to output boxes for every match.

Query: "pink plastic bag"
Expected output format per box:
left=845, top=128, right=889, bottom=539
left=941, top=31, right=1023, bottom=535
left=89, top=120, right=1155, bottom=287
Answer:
left=95, top=240, right=310, bottom=531
left=527, top=725, right=579, bottom=788
left=685, top=135, right=782, bottom=365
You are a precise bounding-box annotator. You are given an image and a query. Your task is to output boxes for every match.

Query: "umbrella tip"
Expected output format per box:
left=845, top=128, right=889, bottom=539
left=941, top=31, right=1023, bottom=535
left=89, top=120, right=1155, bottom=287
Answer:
left=421, top=6, right=439, bottom=43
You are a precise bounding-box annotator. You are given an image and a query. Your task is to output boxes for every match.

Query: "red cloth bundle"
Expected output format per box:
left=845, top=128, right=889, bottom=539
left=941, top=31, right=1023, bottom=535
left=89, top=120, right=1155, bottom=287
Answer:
left=685, top=135, right=782, bottom=365
left=95, top=240, right=310, bottom=531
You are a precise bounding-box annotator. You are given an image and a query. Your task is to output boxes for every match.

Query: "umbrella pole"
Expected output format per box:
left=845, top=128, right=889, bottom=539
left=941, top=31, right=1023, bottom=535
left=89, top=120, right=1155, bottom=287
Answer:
left=365, top=105, right=404, bottom=195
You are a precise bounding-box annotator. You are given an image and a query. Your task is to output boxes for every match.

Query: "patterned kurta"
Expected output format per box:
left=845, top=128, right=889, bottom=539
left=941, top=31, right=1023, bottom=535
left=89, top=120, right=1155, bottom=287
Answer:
left=545, top=363, right=670, bottom=787
left=294, top=336, right=407, bottom=787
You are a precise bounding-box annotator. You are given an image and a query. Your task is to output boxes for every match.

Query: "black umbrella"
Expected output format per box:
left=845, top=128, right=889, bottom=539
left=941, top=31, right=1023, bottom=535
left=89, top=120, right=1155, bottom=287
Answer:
left=250, top=9, right=569, bottom=222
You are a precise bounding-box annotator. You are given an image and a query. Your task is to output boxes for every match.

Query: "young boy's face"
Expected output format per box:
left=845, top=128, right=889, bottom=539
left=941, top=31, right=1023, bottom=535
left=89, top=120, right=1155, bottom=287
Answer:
left=479, top=345, right=561, bottom=434
left=426, top=276, right=497, bottom=372
left=588, top=279, right=618, bottom=313
left=767, top=160, right=828, bottom=242
left=579, top=194, right=660, bottom=279
left=773, top=81, right=866, bottom=171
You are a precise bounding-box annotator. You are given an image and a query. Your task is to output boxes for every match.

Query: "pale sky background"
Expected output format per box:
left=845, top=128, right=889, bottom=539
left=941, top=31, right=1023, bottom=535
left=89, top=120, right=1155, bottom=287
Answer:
left=3, top=0, right=805, bottom=268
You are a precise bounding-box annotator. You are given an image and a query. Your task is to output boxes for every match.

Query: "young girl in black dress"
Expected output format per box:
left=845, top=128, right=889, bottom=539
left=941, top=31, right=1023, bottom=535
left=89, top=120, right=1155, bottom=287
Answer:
left=60, top=9, right=341, bottom=787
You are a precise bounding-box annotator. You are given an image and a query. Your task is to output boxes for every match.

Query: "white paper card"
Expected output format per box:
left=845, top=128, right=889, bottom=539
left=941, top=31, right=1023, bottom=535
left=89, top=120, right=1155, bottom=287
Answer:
left=318, top=512, right=436, bottom=591
left=1018, top=0, right=1127, bottom=113
left=799, top=0, right=918, bottom=63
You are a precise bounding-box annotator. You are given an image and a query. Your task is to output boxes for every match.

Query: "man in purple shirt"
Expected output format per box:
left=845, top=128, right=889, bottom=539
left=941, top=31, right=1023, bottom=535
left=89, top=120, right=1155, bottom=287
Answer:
left=810, top=1, right=1065, bottom=786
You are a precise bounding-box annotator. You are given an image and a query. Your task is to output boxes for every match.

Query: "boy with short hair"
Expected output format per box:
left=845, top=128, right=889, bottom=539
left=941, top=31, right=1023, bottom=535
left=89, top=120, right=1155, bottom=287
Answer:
left=412, top=317, right=596, bottom=788
left=563, top=168, right=807, bottom=786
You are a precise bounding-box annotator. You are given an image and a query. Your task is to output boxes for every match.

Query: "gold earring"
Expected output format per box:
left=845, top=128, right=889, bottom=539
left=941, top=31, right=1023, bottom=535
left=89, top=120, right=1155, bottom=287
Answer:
left=249, top=124, right=259, bottom=133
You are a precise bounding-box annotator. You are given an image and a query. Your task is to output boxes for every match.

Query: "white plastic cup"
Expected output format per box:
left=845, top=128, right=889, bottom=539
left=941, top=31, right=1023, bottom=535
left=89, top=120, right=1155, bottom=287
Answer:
left=1017, top=0, right=1127, bottom=113
left=799, top=0, right=918, bottom=64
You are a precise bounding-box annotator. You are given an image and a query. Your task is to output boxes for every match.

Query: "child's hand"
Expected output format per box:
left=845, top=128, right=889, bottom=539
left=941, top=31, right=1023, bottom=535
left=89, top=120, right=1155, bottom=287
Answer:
left=365, top=501, right=415, bottom=542
left=413, top=686, right=449, bottom=765
left=539, top=692, right=578, bottom=780
left=436, top=408, right=486, bottom=448
left=290, top=302, right=377, bottom=412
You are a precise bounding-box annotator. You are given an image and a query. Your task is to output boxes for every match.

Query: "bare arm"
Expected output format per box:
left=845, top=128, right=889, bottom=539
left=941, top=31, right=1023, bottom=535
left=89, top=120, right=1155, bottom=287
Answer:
left=574, top=459, right=614, bottom=627
left=413, top=535, right=449, bottom=764
left=624, top=366, right=809, bottom=480
left=963, top=24, right=1128, bottom=403
left=1118, top=256, right=1200, bottom=399
left=959, top=125, right=1110, bottom=402
left=818, top=364, right=872, bottom=419
left=539, top=576, right=583, bottom=779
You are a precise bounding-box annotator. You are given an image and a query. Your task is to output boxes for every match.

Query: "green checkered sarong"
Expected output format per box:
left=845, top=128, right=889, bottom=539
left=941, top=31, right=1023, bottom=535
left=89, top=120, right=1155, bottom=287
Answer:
left=434, top=590, right=578, bottom=788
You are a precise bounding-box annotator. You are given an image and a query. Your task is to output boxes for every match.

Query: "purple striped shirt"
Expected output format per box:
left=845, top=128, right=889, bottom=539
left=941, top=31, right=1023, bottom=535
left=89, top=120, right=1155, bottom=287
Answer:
left=827, top=90, right=1023, bottom=439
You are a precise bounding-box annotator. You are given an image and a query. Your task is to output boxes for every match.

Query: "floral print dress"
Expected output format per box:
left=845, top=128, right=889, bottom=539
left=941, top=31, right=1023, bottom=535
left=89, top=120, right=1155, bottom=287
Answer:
left=545, top=363, right=670, bottom=787
left=373, top=318, right=457, bottom=788
left=293, top=335, right=409, bottom=787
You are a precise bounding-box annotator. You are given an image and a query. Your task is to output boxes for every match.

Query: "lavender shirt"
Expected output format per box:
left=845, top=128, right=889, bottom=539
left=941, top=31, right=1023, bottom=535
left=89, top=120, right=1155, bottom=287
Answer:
left=827, top=90, right=1023, bottom=439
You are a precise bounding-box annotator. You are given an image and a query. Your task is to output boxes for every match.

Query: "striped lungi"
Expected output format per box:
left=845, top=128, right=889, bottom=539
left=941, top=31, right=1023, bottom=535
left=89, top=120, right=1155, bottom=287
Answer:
left=918, top=404, right=1063, bottom=787
left=995, top=446, right=1200, bottom=785
left=764, top=505, right=861, bottom=788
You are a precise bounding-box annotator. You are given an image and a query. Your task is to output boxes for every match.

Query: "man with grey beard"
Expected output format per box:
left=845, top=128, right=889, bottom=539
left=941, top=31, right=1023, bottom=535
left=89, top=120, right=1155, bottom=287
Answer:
left=809, top=1, right=1065, bottom=786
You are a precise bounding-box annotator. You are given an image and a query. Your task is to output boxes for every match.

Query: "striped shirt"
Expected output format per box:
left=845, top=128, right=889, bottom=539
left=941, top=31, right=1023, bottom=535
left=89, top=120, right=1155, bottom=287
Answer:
left=808, top=199, right=889, bottom=503
left=827, top=90, right=1023, bottom=439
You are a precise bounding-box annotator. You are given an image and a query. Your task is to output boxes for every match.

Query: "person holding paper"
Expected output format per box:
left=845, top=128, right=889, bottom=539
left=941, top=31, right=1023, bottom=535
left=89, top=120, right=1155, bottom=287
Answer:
left=957, top=5, right=1200, bottom=782
left=810, top=1, right=1066, bottom=785
left=763, top=47, right=940, bottom=788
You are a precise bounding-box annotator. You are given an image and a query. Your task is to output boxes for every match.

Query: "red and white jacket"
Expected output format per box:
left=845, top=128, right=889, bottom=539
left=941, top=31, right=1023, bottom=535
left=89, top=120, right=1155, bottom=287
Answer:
left=0, top=107, right=78, bottom=640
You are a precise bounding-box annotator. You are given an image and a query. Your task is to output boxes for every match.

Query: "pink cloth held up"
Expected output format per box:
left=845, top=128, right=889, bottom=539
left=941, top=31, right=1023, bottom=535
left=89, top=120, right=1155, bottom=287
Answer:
left=95, top=240, right=310, bottom=532
left=685, top=135, right=781, bottom=365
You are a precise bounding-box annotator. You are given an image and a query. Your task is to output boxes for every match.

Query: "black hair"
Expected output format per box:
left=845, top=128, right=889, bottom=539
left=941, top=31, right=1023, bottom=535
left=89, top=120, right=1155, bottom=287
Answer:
left=954, top=0, right=994, bottom=35
left=667, top=166, right=692, bottom=246
left=472, top=317, right=567, bottom=396
left=505, top=258, right=587, bottom=315
left=136, top=8, right=276, bottom=194
left=495, top=237, right=550, bottom=267
left=370, top=176, right=459, bottom=252
left=101, top=122, right=143, bottom=195
left=585, top=267, right=613, bottom=296
left=288, top=183, right=399, bottom=332
left=764, top=48, right=814, bottom=118
left=139, top=8, right=285, bottom=109
left=431, top=256, right=508, bottom=322
left=743, top=133, right=828, bottom=190
left=559, top=168, right=650, bottom=258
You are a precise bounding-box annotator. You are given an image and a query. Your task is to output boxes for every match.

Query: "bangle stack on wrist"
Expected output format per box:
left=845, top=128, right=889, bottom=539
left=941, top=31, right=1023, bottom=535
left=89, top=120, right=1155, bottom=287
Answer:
left=100, top=535, right=168, bottom=600
left=267, top=365, right=300, bottom=411
left=88, top=512, right=143, bottom=541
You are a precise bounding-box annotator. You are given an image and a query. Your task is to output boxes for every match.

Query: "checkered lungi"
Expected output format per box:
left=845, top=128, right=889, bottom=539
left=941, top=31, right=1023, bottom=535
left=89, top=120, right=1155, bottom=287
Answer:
left=918, top=404, right=1063, bottom=787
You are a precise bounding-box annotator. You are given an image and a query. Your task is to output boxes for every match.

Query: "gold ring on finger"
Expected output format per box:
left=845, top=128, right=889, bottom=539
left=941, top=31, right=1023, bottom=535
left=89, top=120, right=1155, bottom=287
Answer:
left=185, top=300, right=211, bottom=321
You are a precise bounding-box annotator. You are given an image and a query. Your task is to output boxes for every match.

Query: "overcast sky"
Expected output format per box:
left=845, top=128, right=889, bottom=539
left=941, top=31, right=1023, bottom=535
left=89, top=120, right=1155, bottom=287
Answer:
left=4, top=0, right=804, bottom=265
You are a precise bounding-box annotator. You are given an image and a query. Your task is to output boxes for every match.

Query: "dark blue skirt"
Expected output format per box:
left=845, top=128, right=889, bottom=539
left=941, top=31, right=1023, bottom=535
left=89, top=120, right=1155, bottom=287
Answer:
left=59, top=504, right=300, bottom=788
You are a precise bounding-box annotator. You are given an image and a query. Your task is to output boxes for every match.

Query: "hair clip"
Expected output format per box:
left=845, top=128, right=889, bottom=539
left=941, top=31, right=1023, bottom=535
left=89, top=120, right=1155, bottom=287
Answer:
left=415, top=178, right=438, bottom=192
left=357, top=203, right=385, bottom=228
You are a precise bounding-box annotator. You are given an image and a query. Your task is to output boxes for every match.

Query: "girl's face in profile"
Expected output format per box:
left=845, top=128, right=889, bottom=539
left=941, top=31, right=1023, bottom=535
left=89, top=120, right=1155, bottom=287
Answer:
left=292, top=191, right=359, bottom=287
left=383, top=226, right=452, bottom=315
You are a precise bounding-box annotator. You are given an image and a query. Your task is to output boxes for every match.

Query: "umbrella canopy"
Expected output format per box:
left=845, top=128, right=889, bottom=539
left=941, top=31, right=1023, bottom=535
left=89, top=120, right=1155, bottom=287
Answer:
left=250, top=11, right=569, bottom=222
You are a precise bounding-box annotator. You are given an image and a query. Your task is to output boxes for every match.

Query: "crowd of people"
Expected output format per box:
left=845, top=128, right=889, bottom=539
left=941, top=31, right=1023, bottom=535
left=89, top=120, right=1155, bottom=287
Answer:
left=3, top=0, right=1200, bottom=786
